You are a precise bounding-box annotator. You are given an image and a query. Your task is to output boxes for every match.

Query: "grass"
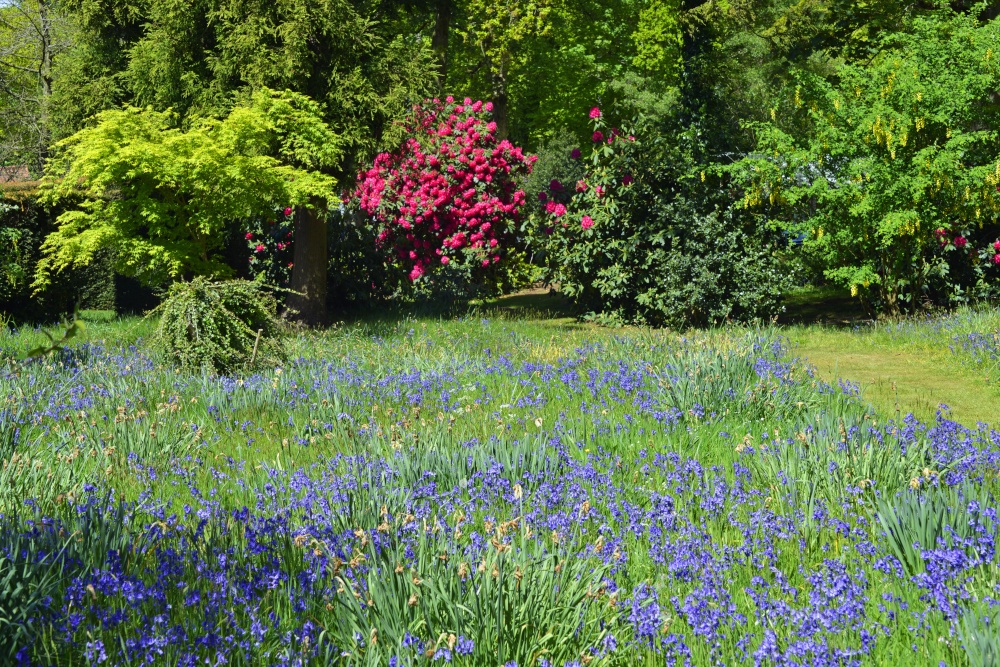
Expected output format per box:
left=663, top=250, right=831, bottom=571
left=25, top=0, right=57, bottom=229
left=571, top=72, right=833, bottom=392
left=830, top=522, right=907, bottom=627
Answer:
left=6, top=293, right=1000, bottom=430
left=2, top=298, right=1000, bottom=665
left=782, top=295, right=1000, bottom=427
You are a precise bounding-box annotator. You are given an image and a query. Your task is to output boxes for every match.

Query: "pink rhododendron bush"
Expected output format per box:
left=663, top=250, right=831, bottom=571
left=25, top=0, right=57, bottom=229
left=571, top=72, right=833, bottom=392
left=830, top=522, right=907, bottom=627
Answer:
left=356, top=98, right=536, bottom=296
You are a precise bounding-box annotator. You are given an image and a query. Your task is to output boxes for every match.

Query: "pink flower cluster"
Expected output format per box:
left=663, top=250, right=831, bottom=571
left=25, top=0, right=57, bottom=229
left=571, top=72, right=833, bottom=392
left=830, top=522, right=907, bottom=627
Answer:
left=356, top=97, right=535, bottom=281
left=932, top=228, right=1000, bottom=264
left=536, top=107, right=636, bottom=237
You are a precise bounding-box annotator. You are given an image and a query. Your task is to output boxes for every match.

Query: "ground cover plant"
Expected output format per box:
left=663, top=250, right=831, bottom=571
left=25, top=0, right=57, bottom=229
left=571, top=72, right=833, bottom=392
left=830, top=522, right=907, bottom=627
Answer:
left=2, top=312, right=1000, bottom=666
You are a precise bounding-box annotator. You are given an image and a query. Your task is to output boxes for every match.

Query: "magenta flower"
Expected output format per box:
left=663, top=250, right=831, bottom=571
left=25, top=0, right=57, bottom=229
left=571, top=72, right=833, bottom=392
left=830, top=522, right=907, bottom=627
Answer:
left=592, top=131, right=604, bottom=143
left=538, top=191, right=548, bottom=203
left=622, top=174, right=633, bottom=186
left=955, top=236, right=968, bottom=248
left=993, top=240, right=1000, bottom=252
left=549, top=179, right=563, bottom=192
left=571, top=148, right=581, bottom=160
left=245, top=232, right=254, bottom=240
left=552, top=203, right=567, bottom=217
left=589, top=107, right=601, bottom=119
left=254, top=244, right=265, bottom=253
left=581, top=215, right=594, bottom=230
left=441, top=255, right=450, bottom=265
left=994, top=254, right=1000, bottom=265
left=576, top=180, right=588, bottom=193
left=283, top=207, right=293, bottom=216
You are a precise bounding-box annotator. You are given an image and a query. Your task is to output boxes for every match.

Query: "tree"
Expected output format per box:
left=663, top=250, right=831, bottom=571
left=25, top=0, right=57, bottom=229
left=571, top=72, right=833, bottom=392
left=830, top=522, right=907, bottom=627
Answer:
left=0, top=0, right=73, bottom=175
left=731, top=9, right=1000, bottom=313
left=35, top=88, right=339, bottom=291
left=446, top=0, right=655, bottom=147
left=48, top=0, right=438, bottom=323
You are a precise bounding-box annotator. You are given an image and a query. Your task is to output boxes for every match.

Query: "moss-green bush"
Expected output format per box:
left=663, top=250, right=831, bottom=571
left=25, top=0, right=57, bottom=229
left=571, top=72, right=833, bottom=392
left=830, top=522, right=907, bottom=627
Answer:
left=154, top=278, right=285, bottom=375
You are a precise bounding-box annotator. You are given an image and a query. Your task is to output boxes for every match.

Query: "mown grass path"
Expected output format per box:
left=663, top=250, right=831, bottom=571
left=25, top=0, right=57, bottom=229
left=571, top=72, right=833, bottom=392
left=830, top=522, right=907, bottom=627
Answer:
left=788, top=328, right=1000, bottom=428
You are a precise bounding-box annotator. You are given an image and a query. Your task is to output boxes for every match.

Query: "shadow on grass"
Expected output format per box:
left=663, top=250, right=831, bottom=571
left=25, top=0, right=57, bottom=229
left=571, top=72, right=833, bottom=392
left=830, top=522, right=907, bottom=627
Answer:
left=778, top=286, right=870, bottom=326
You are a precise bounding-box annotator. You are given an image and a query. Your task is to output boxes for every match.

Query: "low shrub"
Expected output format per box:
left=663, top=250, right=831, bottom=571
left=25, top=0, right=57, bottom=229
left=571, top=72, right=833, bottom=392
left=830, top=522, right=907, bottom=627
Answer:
left=153, top=277, right=285, bottom=375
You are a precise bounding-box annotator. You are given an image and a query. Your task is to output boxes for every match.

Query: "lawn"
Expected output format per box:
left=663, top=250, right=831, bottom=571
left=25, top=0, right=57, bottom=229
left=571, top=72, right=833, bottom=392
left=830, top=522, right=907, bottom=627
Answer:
left=1, top=307, right=1000, bottom=665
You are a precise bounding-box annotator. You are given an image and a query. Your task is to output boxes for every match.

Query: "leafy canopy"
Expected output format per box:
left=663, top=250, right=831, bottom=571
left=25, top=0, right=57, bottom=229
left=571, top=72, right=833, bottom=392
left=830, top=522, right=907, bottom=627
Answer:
left=35, top=88, right=339, bottom=289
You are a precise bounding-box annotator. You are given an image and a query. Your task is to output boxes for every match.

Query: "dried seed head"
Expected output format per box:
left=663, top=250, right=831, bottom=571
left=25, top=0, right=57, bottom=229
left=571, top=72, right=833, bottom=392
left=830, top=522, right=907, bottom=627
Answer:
left=408, top=593, right=418, bottom=606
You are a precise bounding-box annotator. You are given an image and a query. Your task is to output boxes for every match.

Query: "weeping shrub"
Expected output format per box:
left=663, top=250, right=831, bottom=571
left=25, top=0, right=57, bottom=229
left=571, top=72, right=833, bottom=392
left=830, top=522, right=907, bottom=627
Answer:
left=154, top=278, right=285, bottom=375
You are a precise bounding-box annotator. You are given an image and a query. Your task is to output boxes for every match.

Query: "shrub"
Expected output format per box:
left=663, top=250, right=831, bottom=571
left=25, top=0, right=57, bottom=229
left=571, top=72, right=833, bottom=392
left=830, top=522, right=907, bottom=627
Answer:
left=356, top=97, right=535, bottom=297
left=153, top=278, right=285, bottom=375
left=0, top=194, right=117, bottom=321
left=731, top=10, right=1000, bottom=314
left=531, top=107, right=789, bottom=328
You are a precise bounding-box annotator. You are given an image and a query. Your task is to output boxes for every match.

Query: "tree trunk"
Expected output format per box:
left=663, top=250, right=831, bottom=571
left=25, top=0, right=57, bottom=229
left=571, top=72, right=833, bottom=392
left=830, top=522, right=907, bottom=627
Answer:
left=432, top=0, right=451, bottom=90
left=492, top=63, right=509, bottom=140
left=286, top=200, right=328, bottom=326
left=38, top=0, right=53, bottom=99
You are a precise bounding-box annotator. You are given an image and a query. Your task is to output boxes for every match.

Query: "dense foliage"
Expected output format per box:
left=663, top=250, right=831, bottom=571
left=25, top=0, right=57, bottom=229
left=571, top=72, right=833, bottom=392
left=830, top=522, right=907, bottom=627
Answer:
left=531, top=106, right=789, bottom=327
left=1, top=320, right=1000, bottom=664
left=34, top=89, right=338, bottom=291
left=732, top=9, right=1000, bottom=314
left=153, top=277, right=285, bottom=374
left=4, top=0, right=1000, bottom=318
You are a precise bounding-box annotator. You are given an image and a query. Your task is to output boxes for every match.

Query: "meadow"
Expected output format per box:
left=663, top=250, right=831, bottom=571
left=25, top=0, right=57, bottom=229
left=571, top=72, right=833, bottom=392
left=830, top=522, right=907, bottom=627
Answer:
left=2, top=308, right=1000, bottom=666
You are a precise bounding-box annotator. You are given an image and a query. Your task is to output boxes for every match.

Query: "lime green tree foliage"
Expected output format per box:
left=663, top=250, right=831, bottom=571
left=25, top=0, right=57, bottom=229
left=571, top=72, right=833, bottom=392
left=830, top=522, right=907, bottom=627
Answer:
left=732, top=9, right=1000, bottom=313
left=446, top=0, right=662, bottom=147
left=631, top=0, right=682, bottom=81
left=34, top=89, right=338, bottom=290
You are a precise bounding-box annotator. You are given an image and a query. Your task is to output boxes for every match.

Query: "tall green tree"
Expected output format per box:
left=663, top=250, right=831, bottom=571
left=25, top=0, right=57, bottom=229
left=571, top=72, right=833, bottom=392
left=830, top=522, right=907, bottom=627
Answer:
left=0, top=0, right=74, bottom=175
left=48, top=0, right=437, bottom=322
